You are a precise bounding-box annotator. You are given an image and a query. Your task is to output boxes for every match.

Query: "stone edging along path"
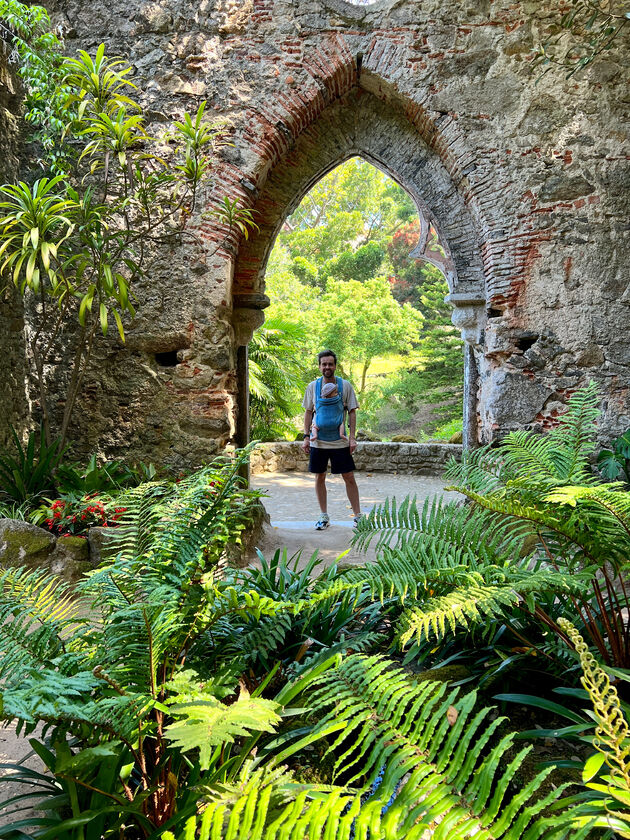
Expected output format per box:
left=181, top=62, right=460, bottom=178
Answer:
left=251, top=441, right=462, bottom=475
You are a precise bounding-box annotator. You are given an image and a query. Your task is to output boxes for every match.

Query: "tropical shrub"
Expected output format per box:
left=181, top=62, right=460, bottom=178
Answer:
left=0, top=448, right=276, bottom=836
left=0, top=425, right=65, bottom=504
left=160, top=654, right=593, bottom=840
left=54, top=454, right=156, bottom=495
left=598, top=428, right=630, bottom=485
left=0, top=8, right=255, bottom=447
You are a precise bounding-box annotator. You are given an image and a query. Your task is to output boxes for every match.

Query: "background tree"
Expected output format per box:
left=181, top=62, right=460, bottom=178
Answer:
left=316, top=278, right=423, bottom=392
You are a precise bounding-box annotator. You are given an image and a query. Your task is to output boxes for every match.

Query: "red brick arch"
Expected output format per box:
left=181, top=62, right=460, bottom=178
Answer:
left=231, top=84, right=487, bottom=306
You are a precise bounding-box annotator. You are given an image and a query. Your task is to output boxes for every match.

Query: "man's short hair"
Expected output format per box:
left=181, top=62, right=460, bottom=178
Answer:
left=318, top=349, right=337, bottom=364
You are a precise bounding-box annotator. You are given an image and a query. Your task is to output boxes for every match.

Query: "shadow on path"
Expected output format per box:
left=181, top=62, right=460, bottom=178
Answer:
left=250, top=471, right=460, bottom=571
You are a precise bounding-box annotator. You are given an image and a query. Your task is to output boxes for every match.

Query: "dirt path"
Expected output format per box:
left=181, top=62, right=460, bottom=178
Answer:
left=250, top=470, right=459, bottom=570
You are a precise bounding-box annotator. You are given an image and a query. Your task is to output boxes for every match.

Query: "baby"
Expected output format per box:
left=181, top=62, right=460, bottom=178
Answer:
left=311, top=381, right=348, bottom=442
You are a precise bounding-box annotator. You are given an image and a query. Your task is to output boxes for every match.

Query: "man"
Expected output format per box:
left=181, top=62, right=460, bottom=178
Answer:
left=302, top=350, right=362, bottom=530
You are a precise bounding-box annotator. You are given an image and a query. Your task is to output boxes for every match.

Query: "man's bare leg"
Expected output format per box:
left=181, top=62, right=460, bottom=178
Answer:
left=341, top=471, right=360, bottom=517
left=315, top=472, right=328, bottom=514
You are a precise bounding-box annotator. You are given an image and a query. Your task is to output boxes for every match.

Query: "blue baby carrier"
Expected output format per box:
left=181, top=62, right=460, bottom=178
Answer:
left=314, top=376, right=345, bottom=442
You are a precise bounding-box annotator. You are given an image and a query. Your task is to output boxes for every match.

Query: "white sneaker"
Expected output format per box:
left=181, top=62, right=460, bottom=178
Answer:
left=315, top=513, right=330, bottom=530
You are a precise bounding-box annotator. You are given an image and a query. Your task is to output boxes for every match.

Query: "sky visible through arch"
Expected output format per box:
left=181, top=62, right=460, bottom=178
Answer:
left=250, top=158, right=464, bottom=443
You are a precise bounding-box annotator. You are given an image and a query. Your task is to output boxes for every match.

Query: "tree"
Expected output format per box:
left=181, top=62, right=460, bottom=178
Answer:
left=532, top=0, right=629, bottom=77
left=316, top=278, right=423, bottom=392
left=0, top=8, right=251, bottom=448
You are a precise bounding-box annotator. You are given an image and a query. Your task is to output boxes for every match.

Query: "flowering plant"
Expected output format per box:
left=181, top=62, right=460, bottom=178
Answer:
left=33, top=493, right=128, bottom=536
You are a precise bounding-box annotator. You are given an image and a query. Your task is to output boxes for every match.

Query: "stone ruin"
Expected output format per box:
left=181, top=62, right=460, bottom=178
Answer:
left=1, top=0, right=628, bottom=467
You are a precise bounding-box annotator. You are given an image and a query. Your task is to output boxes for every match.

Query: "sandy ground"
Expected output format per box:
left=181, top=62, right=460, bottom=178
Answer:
left=0, top=470, right=458, bottom=829
left=250, top=470, right=459, bottom=570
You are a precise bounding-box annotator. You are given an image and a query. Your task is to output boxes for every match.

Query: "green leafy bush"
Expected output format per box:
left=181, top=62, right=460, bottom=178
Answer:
left=598, top=428, right=630, bottom=485
left=0, top=425, right=65, bottom=504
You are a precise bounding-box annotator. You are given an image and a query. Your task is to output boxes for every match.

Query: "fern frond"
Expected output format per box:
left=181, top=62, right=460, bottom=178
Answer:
left=165, top=686, right=281, bottom=770
left=397, top=566, right=588, bottom=646
left=352, top=495, right=528, bottom=566
left=0, top=568, right=85, bottom=686
left=545, top=484, right=630, bottom=543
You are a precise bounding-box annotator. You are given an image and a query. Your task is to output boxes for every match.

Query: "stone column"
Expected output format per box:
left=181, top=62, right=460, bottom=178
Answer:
left=232, top=293, right=269, bottom=481
left=446, top=292, right=485, bottom=451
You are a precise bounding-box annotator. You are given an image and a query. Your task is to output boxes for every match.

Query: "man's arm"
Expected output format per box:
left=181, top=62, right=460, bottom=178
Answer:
left=302, top=408, right=313, bottom=453
left=348, top=409, right=357, bottom=454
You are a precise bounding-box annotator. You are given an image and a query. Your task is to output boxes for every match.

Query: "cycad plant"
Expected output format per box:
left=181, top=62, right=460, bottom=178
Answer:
left=351, top=384, right=630, bottom=669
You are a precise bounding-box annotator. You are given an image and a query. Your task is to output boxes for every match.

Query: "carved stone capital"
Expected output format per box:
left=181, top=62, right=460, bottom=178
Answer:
left=232, top=307, right=265, bottom=346
left=446, top=292, right=485, bottom=345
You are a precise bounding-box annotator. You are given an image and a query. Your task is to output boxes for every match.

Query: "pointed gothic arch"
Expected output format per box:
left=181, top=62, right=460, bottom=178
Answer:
left=230, top=85, right=486, bottom=449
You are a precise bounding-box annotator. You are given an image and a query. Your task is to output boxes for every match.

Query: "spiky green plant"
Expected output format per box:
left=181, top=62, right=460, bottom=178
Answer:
left=349, top=493, right=590, bottom=655
left=349, top=385, right=629, bottom=668
left=160, top=654, right=589, bottom=840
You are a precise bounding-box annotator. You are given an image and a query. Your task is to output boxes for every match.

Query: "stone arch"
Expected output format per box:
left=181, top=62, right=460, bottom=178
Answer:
left=231, top=85, right=486, bottom=448
left=233, top=86, right=486, bottom=333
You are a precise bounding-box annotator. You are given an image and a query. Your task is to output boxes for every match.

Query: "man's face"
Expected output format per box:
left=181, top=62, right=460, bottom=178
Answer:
left=319, top=355, right=336, bottom=380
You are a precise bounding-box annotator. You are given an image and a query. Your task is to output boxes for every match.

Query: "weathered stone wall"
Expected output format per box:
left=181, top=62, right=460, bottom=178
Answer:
left=13, top=0, right=629, bottom=466
left=251, top=441, right=461, bottom=475
left=0, top=47, right=29, bottom=447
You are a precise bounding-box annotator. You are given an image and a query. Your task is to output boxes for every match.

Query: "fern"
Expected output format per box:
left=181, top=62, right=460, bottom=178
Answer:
left=557, top=619, right=630, bottom=837
left=352, top=494, right=529, bottom=565
left=165, top=686, right=282, bottom=770
left=162, top=655, right=585, bottom=840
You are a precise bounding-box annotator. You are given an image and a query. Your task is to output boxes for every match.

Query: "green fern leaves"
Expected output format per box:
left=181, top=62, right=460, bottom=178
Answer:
left=165, top=687, right=281, bottom=770
left=163, top=655, right=581, bottom=840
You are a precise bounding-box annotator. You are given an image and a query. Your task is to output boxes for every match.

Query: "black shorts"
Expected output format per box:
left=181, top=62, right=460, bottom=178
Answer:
left=309, top=446, right=356, bottom=475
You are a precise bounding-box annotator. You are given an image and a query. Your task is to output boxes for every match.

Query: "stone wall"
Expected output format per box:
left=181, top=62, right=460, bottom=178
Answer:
left=251, top=441, right=462, bottom=475
left=7, top=0, right=629, bottom=465
left=0, top=47, right=29, bottom=447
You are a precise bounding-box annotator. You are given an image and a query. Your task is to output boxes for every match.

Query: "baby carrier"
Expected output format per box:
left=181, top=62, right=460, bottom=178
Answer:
left=314, top=376, right=345, bottom=442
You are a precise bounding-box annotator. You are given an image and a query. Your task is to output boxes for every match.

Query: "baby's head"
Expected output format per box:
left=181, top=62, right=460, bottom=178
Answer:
left=321, top=382, right=338, bottom=399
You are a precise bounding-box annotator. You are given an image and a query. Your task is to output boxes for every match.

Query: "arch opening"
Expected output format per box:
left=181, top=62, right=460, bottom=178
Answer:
left=249, top=156, right=465, bottom=445
left=232, top=86, right=486, bottom=450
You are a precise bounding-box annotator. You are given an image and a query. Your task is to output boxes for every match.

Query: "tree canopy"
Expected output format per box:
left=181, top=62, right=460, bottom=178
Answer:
left=257, top=156, right=464, bottom=439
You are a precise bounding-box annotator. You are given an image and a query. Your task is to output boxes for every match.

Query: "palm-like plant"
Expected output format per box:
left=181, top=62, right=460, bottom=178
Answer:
left=249, top=317, right=307, bottom=441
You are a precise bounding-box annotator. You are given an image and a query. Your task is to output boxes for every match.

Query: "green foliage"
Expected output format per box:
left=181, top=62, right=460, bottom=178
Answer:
left=249, top=316, right=307, bottom=441
left=532, top=0, right=629, bottom=77
left=0, top=1, right=67, bottom=163
left=0, top=424, right=64, bottom=504
left=317, top=277, right=423, bottom=391
left=445, top=384, right=630, bottom=667
left=205, top=550, right=384, bottom=678
left=0, top=448, right=278, bottom=835
left=54, top=453, right=156, bottom=495
left=598, top=428, right=630, bottom=485
left=164, top=655, right=584, bottom=839
left=0, top=30, right=254, bottom=447
left=349, top=494, right=589, bottom=650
